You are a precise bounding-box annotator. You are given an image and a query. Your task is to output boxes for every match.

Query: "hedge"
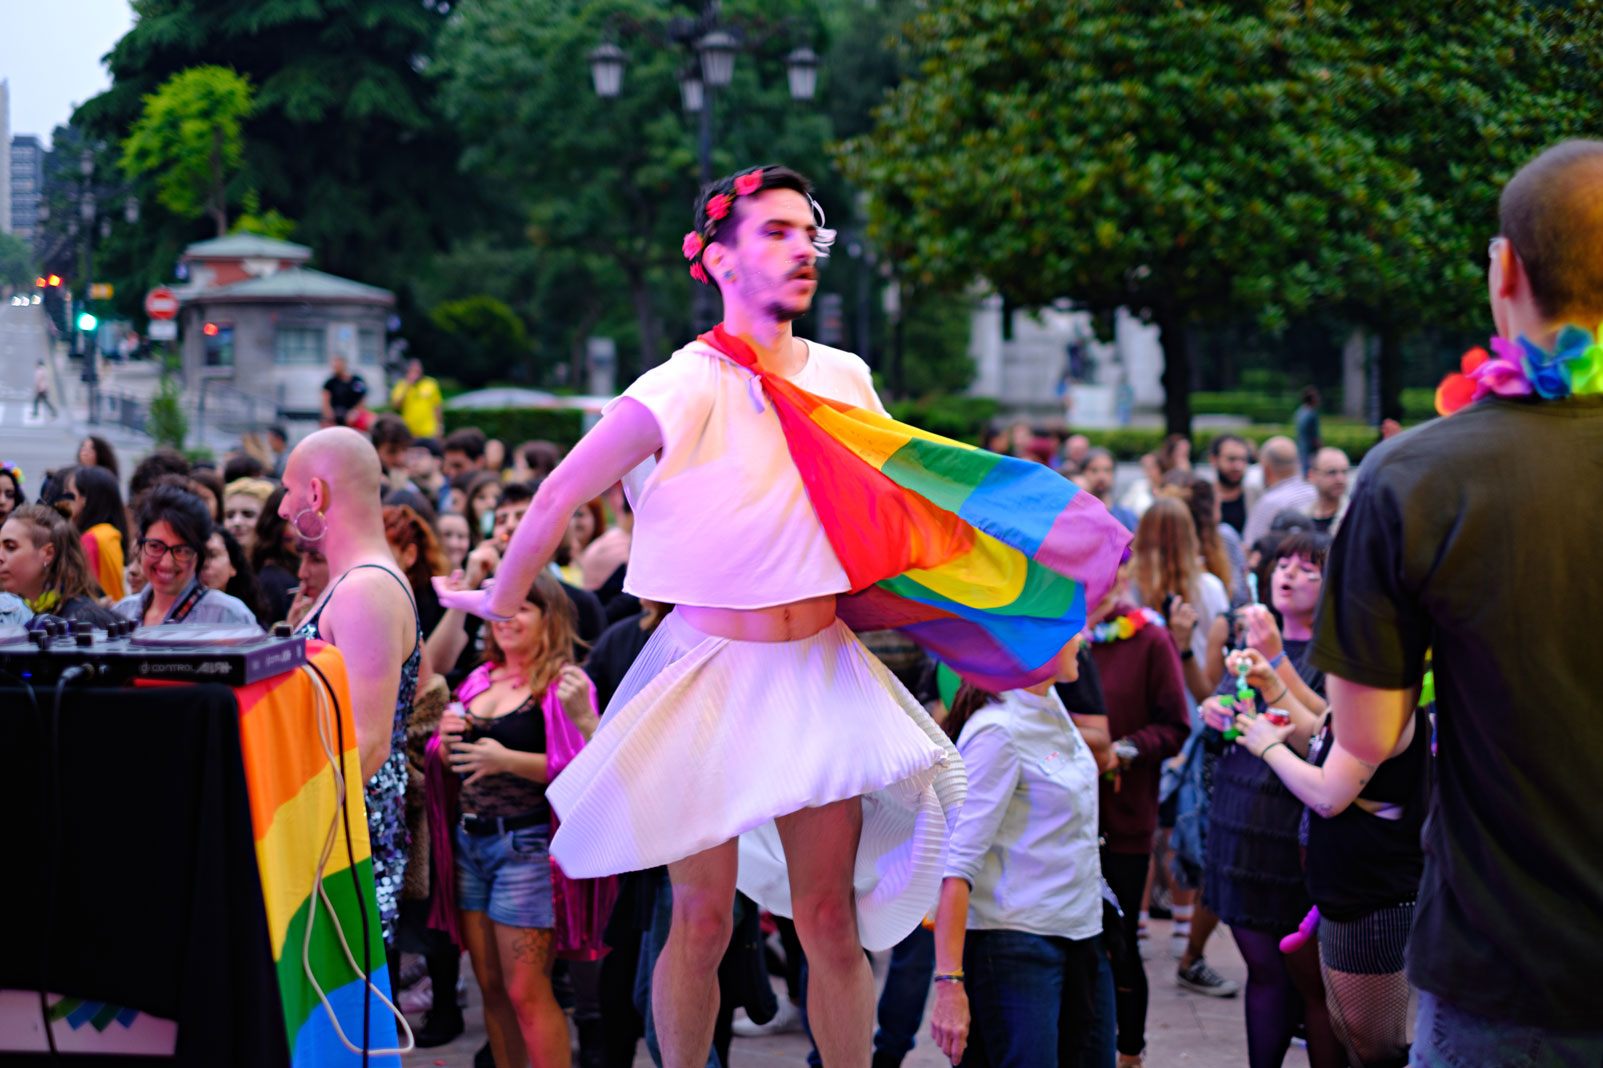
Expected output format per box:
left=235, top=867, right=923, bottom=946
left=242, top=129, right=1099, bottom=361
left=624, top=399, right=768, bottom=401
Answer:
left=1078, top=422, right=1397, bottom=464
left=441, top=407, right=585, bottom=449
left=1193, top=388, right=1440, bottom=424
left=885, top=394, right=1000, bottom=444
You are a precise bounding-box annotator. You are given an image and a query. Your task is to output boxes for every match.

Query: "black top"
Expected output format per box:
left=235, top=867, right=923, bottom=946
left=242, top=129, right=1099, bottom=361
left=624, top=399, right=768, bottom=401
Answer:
left=1309, top=512, right=1336, bottom=535
left=459, top=691, right=549, bottom=819
left=257, top=562, right=297, bottom=624
left=322, top=373, right=367, bottom=412
left=585, top=611, right=657, bottom=714
left=1219, top=494, right=1247, bottom=536
left=1303, top=706, right=1430, bottom=921
left=1312, top=394, right=1603, bottom=1028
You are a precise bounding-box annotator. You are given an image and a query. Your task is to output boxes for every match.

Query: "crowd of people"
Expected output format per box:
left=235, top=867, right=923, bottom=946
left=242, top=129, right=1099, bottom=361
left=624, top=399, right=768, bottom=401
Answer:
left=3, top=143, right=1599, bottom=1068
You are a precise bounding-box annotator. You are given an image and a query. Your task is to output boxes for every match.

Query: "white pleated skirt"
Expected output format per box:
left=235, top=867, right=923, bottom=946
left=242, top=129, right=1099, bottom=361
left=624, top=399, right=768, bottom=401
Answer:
left=547, top=613, right=966, bottom=951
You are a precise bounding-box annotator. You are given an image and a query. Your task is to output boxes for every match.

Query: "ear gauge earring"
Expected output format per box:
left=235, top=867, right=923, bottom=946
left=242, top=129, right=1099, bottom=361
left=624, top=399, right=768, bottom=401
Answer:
left=292, top=507, right=327, bottom=541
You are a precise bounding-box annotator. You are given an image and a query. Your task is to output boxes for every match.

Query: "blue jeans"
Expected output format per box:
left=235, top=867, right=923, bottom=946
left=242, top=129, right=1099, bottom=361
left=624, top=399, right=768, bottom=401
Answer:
left=873, top=925, right=936, bottom=1064
left=960, top=929, right=1101, bottom=1068
left=1083, top=944, right=1116, bottom=1068
left=1414, top=989, right=1603, bottom=1068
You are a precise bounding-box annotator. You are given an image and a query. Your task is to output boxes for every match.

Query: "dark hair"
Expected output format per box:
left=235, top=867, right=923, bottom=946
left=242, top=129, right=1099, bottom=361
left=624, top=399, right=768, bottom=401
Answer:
left=689, top=164, right=817, bottom=288
left=222, top=452, right=265, bottom=482
left=370, top=413, right=413, bottom=450
left=214, top=528, right=269, bottom=624
left=496, top=480, right=536, bottom=510
left=943, top=682, right=1002, bottom=743
left=71, top=465, right=129, bottom=545
left=1157, top=433, right=1190, bottom=474
left=1209, top=433, right=1248, bottom=459
left=128, top=448, right=192, bottom=499
left=81, top=435, right=119, bottom=478
left=1300, top=386, right=1321, bottom=407
left=462, top=470, right=505, bottom=545
left=413, top=436, right=443, bottom=460
left=188, top=468, right=226, bottom=522
left=382, top=486, right=438, bottom=529
left=443, top=427, right=486, bottom=461
left=0, top=466, right=21, bottom=512
left=1271, top=530, right=1332, bottom=572
left=1500, top=139, right=1603, bottom=320
left=251, top=484, right=298, bottom=571
left=267, top=424, right=289, bottom=443
left=517, top=440, right=562, bottom=479
left=138, top=484, right=213, bottom=558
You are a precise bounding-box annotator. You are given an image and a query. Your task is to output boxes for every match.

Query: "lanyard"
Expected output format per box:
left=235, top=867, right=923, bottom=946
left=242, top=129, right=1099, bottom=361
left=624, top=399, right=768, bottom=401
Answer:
left=163, top=580, right=209, bottom=624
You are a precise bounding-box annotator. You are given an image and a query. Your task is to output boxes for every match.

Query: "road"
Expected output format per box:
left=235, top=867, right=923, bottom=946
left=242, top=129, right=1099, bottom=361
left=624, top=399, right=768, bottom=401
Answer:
left=0, top=302, right=84, bottom=491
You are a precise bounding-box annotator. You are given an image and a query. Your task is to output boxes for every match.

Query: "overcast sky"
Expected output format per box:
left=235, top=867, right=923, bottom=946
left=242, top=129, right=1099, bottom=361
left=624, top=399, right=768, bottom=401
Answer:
left=0, top=0, right=136, bottom=143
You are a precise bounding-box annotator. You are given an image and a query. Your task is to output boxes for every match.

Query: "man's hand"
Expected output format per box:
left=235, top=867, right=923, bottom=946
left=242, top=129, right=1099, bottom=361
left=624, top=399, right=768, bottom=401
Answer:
left=929, top=981, right=970, bottom=1065
left=1234, top=711, right=1294, bottom=758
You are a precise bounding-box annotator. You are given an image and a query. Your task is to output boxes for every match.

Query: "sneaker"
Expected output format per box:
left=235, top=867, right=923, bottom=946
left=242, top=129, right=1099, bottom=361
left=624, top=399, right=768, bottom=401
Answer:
left=413, top=1003, right=464, bottom=1048
left=1176, top=957, right=1241, bottom=998
left=730, top=998, right=802, bottom=1037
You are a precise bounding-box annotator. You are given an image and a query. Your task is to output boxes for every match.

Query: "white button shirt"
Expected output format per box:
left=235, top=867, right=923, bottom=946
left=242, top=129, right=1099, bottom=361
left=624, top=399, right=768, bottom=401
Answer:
left=945, top=687, right=1103, bottom=940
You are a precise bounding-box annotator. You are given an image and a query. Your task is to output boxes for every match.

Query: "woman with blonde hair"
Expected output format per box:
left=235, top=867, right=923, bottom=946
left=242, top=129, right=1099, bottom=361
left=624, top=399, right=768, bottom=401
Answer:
left=1129, top=496, right=1229, bottom=703
left=223, top=477, right=276, bottom=558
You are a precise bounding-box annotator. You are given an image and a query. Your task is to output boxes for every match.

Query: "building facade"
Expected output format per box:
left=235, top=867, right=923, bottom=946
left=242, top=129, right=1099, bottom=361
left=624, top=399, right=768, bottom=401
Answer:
left=0, top=80, right=11, bottom=234
left=171, top=234, right=394, bottom=422
left=10, top=135, right=43, bottom=245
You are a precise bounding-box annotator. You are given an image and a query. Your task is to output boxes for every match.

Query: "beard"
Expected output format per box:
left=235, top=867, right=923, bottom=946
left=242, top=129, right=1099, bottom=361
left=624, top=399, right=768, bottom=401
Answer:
left=765, top=298, right=808, bottom=324
left=1217, top=471, right=1242, bottom=490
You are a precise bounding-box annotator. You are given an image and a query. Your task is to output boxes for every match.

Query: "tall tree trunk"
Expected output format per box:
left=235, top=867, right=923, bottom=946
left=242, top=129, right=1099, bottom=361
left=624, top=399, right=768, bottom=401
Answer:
left=1377, top=324, right=1403, bottom=422
left=209, top=126, right=227, bottom=236
left=1155, top=309, right=1193, bottom=439
left=627, top=267, right=660, bottom=374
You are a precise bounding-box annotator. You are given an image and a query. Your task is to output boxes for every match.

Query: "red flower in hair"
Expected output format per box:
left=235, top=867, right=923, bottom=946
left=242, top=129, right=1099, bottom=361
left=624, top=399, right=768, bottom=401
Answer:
left=689, top=262, right=709, bottom=284
left=706, top=194, right=733, bottom=221
left=733, top=170, right=763, bottom=197
left=682, top=231, right=704, bottom=260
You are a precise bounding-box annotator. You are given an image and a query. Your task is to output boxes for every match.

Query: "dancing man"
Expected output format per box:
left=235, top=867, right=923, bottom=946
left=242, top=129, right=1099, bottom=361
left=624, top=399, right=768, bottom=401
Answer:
left=279, top=428, right=423, bottom=974
left=438, top=165, right=1129, bottom=1066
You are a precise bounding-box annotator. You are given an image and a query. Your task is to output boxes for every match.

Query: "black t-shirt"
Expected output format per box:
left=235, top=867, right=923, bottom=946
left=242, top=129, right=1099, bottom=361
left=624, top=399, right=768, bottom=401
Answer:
left=1309, top=512, right=1335, bottom=534
left=1219, top=494, right=1247, bottom=536
left=322, top=373, right=367, bottom=412
left=584, top=611, right=657, bottom=714
left=1311, top=395, right=1603, bottom=1028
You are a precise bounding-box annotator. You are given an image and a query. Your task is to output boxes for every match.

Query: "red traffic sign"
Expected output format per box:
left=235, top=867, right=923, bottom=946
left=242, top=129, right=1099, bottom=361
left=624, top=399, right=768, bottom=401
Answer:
left=144, top=286, right=179, bottom=321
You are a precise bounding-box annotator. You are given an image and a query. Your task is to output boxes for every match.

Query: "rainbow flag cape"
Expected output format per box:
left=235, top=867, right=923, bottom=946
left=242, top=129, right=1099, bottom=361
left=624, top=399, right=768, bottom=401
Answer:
left=235, top=643, right=402, bottom=1067
left=700, top=327, right=1132, bottom=691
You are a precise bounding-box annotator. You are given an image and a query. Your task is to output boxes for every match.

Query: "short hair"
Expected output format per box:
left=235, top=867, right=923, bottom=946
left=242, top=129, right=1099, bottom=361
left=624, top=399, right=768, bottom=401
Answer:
left=370, top=413, right=413, bottom=450
left=1272, top=530, right=1332, bottom=572
left=1082, top=446, right=1114, bottom=467
left=137, top=484, right=214, bottom=556
left=496, top=481, right=536, bottom=510
left=1210, top=433, right=1248, bottom=459
left=1300, top=386, right=1321, bottom=407
left=443, top=427, right=486, bottom=461
left=517, top=440, right=562, bottom=479
left=1501, top=139, right=1603, bottom=320
left=267, top=424, right=289, bottom=443
left=688, top=164, right=831, bottom=288
left=129, top=448, right=191, bottom=499
left=413, top=436, right=443, bottom=459
left=222, top=452, right=265, bottom=482
left=224, top=477, right=275, bottom=505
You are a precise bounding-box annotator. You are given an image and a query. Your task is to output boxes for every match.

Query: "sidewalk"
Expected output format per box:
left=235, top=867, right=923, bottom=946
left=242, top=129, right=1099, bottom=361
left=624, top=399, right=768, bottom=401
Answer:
left=402, top=917, right=1305, bottom=1067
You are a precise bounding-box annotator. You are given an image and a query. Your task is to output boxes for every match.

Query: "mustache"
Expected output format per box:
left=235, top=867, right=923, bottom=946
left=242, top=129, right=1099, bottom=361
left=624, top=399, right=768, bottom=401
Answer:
left=788, top=265, right=818, bottom=282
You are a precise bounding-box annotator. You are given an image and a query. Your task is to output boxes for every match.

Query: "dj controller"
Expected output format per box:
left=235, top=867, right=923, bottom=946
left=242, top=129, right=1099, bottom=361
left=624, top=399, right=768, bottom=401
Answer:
left=0, top=619, right=307, bottom=686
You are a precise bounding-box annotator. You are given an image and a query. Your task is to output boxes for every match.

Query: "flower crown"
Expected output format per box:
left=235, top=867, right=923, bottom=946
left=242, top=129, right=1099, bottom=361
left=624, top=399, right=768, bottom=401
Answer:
left=682, top=167, right=836, bottom=285
left=0, top=461, right=22, bottom=486
left=1435, top=324, right=1603, bottom=416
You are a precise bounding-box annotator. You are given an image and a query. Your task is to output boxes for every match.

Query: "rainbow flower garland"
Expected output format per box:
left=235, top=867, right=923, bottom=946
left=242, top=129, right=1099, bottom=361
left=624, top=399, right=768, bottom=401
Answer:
left=1085, top=607, right=1165, bottom=644
left=1436, top=324, right=1603, bottom=415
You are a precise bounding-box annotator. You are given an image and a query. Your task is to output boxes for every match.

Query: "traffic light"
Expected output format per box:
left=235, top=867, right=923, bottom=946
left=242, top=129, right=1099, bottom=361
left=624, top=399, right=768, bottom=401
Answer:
left=35, top=276, right=46, bottom=288
left=77, top=312, right=98, bottom=332
left=47, top=274, right=62, bottom=288
left=202, top=322, right=219, bottom=336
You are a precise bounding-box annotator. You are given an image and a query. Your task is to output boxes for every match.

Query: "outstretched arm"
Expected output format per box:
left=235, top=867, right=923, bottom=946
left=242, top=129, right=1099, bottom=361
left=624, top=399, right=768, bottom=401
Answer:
left=435, top=399, right=662, bottom=620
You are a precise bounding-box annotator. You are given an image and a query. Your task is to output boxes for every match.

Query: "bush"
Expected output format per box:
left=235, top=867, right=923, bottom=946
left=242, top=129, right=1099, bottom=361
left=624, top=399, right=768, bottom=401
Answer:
left=1191, top=391, right=1303, bottom=425
left=1076, top=422, right=1400, bottom=464
left=442, top=407, right=585, bottom=449
left=1399, top=387, right=1437, bottom=421
left=148, top=376, right=188, bottom=450
left=886, top=395, right=999, bottom=444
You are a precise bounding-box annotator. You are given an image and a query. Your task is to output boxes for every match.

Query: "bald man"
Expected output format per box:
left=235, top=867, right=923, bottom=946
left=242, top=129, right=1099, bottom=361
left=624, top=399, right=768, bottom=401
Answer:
left=279, top=427, right=422, bottom=953
left=1240, top=435, right=1317, bottom=549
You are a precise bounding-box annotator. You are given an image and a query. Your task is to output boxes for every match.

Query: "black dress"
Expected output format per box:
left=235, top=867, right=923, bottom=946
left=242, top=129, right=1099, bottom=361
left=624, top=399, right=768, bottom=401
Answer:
left=1203, top=638, right=1323, bottom=933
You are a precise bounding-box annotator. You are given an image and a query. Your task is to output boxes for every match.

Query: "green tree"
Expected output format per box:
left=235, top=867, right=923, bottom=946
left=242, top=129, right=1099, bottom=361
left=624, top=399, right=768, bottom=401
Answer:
left=0, top=232, right=33, bottom=289
left=429, top=295, right=533, bottom=387
left=840, top=0, right=1441, bottom=435
left=120, top=66, right=253, bottom=236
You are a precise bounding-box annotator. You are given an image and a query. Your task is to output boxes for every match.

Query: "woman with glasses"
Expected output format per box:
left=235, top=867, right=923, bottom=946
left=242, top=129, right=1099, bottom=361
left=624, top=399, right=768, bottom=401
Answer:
left=113, top=485, right=260, bottom=628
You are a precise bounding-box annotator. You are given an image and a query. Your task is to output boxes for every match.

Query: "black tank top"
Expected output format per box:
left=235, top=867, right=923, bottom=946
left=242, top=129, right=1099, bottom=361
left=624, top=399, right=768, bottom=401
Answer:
left=1303, top=706, right=1432, bottom=921
left=459, top=688, right=550, bottom=820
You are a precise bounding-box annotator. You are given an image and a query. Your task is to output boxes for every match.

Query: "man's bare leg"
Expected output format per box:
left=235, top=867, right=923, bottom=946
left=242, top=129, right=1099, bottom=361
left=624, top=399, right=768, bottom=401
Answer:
left=653, top=839, right=738, bottom=1068
left=776, top=798, right=873, bottom=1068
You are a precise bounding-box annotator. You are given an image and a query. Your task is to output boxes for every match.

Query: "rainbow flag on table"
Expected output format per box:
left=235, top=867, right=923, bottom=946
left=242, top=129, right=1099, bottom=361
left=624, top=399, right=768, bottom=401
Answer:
left=701, top=327, right=1132, bottom=692
left=235, top=642, right=402, bottom=1067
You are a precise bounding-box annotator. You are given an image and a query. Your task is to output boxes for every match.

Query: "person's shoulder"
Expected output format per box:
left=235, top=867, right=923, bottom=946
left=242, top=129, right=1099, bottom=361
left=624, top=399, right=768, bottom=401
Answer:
left=206, top=588, right=261, bottom=625
left=802, top=340, right=873, bottom=383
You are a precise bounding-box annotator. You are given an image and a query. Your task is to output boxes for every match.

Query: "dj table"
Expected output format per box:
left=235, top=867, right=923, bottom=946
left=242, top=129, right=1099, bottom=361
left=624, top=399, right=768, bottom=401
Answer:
left=0, top=631, right=402, bottom=1067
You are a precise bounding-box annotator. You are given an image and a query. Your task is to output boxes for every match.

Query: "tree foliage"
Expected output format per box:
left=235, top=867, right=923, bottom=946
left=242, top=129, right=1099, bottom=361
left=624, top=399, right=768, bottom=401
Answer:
left=0, top=232, right=34, bottom=289
left=429, top=294, right=533, bottom=387
left=120, top=65, right=253, bottom=236
left=841, top=0, right=1603, bottom=431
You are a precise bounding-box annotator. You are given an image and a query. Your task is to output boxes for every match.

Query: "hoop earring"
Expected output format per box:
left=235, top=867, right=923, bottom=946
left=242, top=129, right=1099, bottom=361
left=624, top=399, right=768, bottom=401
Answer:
left=292, top=507, right=327, bottom=541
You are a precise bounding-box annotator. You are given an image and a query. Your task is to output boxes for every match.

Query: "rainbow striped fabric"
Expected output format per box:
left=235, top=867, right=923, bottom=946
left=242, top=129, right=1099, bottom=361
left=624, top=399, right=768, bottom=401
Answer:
left=236, top=643, right=402, bottom=1066
left=701, top=327, right=1132, bottom=691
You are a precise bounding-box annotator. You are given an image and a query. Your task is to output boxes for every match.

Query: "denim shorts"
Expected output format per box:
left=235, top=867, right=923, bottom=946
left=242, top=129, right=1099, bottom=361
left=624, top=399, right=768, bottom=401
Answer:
left=454, top=820, right=555, bottom=929
left=1414, top=989, right=1603, bottom=1068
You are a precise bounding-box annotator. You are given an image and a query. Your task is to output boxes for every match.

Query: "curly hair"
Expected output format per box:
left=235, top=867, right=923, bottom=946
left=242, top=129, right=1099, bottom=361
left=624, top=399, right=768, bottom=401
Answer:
left=382, top=504, right=447, bottom=600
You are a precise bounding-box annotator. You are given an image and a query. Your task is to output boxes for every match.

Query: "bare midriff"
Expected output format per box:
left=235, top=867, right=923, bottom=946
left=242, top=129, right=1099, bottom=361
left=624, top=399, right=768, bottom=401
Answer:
left=677, top=593, right=838, bottom=642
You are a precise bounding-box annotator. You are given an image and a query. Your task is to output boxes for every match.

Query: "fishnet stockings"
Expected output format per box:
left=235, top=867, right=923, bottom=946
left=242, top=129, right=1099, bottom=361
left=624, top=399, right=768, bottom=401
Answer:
left=1320, top=960, right=1413, bottom=1068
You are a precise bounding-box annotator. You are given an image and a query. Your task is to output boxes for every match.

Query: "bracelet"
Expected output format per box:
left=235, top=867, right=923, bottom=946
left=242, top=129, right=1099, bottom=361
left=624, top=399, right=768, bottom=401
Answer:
left=1260, top=741, right=1289, bottom=761
left=933, top=971, right=965, bottom=985
left=1269, top=683, right=1289, bottom=704
left=1269, top=651, right=1288, bottom=668
left=1180, top=648, right=1195, bottom=661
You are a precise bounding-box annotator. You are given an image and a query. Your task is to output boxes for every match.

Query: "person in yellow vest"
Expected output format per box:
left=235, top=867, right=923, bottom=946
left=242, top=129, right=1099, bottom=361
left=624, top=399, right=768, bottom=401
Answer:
left=66, top=465, right=128, bottom=602
left=390, top=357, right=444, bottom=439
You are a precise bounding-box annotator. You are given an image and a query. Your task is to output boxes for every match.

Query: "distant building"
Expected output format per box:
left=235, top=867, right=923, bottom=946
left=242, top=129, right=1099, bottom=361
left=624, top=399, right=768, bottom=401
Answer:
left=10, top=135, right=43, bottom=245
left=171, top=233, right=395, bottom=420
left=0, top=80, right=11, bottom=234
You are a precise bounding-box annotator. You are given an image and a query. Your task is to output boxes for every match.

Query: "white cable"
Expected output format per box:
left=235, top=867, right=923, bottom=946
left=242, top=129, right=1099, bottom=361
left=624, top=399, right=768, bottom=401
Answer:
left=296, top=664, right=415, bottom=1057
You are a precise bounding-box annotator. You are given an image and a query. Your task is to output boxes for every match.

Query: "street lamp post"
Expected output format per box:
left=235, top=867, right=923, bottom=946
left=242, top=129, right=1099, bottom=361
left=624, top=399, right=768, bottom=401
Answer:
left=589, top=3, right=821, bottom=334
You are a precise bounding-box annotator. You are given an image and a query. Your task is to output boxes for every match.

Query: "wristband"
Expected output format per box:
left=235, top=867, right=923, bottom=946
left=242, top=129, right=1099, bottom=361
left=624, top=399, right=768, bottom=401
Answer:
left=1269, top=651, right=1288, bottom=668
left=1180, top=648, right=1195, bottom=661
left=933, top=971, right=965, bottom=985
left=1270, top=683, right=1289, bottom=705
left=1260, top=741, right=1289, bottom=761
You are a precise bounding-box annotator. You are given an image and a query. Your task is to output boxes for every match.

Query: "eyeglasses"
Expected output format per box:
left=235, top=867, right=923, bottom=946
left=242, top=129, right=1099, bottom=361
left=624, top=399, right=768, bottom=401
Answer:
left=1313, top=467, right=1350, bottom=476
left=139, top=537, right=199, bottom=565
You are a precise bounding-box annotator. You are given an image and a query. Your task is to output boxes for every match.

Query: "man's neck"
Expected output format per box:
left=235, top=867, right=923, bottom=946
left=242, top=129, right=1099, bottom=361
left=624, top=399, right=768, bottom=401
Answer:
left=1312, top=495, right=1342, bottom=519
left=719, top=306, right=801, bottom=376
left=1217, top=482, right=1242, bottom=501
left=323, top=516, right=392, bottom=575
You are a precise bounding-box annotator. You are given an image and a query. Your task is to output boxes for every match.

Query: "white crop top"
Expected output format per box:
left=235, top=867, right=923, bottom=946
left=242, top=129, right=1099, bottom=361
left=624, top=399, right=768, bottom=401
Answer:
left=609, top=337, right=886, bottom=610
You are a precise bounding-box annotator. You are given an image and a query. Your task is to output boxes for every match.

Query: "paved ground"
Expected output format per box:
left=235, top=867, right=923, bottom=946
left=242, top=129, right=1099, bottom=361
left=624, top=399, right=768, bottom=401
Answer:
left=402, top=917, right=1307, bottom=1067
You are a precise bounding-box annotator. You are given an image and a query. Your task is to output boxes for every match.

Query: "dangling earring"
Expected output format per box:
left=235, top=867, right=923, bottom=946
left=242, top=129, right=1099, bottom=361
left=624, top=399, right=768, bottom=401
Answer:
left=293, top=507, right=327, bottom=541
